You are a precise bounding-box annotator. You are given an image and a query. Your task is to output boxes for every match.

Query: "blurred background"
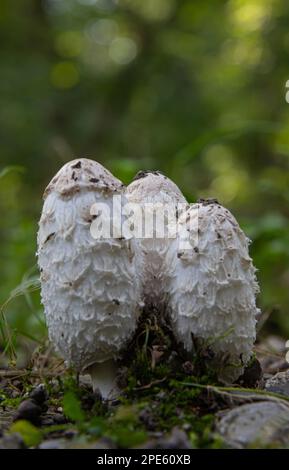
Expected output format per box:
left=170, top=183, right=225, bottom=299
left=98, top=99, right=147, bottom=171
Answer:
left=1, top=0, right=289, bottom=364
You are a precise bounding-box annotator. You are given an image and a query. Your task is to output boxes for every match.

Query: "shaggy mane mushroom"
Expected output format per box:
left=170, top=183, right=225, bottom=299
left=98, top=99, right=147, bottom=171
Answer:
left=37, top=158, right=142, bottom=398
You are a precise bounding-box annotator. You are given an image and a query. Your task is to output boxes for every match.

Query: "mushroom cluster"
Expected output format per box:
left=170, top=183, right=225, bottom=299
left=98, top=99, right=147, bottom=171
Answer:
left=37, top=160, right=260, bottom=397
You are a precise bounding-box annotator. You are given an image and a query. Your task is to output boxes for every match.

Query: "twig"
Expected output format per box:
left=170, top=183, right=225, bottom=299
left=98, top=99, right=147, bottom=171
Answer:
left=254, top=345, right=285, bottom=359
left=179, top=381, right=289, bottom=406
left=0, top=369, right=63, bottom=379
left=134, top=377, right=167, bottom=391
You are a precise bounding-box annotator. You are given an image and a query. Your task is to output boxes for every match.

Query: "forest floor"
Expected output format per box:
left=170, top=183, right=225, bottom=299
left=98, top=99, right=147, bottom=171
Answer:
left=1, top=316, right=289, bottom=449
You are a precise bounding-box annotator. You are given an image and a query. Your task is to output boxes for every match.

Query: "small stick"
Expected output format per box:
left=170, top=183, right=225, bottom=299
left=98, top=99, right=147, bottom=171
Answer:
left=133, top=377, right=167, bottom=391
left=0, top=369, right=63, bottom=378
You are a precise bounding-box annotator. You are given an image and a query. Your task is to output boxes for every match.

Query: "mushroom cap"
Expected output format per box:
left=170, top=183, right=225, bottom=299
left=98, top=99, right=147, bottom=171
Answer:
left=44, top=158, right=124, bottom=199
left=168, top=199, right=260, bottom=381
left=38, top=159, right=142, bottom=373
left=126, top=170, right=186, bottom=205
left=126, top=171, right=187, bottom=308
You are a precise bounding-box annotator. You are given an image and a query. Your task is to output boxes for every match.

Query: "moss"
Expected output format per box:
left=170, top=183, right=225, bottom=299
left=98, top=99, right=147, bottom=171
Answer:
left=0, top=395, right=22, bottom=409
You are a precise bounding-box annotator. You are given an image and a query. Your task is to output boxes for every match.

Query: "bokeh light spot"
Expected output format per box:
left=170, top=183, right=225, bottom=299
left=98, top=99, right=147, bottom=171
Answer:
left=109, top=37, right=137, bottom=65
left=211, top=171, right=248, bottom=204
left=50, top=61, right=80, bottom=89
left=229, top=0, right=271, bottom=32
left=204, top=145, right=234, bottom=173
left=85, top=19, right=118, bottom=45
left=55, top=31, right=83, bottom=58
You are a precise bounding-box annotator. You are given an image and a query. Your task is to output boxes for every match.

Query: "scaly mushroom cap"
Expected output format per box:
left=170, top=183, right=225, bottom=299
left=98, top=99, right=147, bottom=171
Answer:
left=37, top=158, right=142, bottom=396
left=43, top=158, right=123, bottom=199
left=126, top=170, right=186, bottom=205
left=126, top=171, right=187, bottom=308
left=168, top=199, right=260, bottom=382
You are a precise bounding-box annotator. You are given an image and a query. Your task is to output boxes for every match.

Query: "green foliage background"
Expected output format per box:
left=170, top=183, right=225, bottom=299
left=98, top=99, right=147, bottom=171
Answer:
left=1, top=0, right=289, bottom=362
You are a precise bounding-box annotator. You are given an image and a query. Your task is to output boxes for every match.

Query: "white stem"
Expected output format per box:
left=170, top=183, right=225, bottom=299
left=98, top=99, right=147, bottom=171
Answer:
left=87, top=360, right=119, bottom=400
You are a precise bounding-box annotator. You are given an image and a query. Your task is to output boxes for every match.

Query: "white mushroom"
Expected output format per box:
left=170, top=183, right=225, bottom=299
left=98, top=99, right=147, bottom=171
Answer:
left=37, top=158, right=142, bottom=398
left=126, top=171, right=187, bottom=309
left=168, top=199, right=260, bottom=382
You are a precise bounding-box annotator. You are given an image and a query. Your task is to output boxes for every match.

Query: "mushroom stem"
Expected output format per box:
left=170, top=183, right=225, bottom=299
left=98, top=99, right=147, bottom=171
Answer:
left=87, top=360, right=119, bottom=400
